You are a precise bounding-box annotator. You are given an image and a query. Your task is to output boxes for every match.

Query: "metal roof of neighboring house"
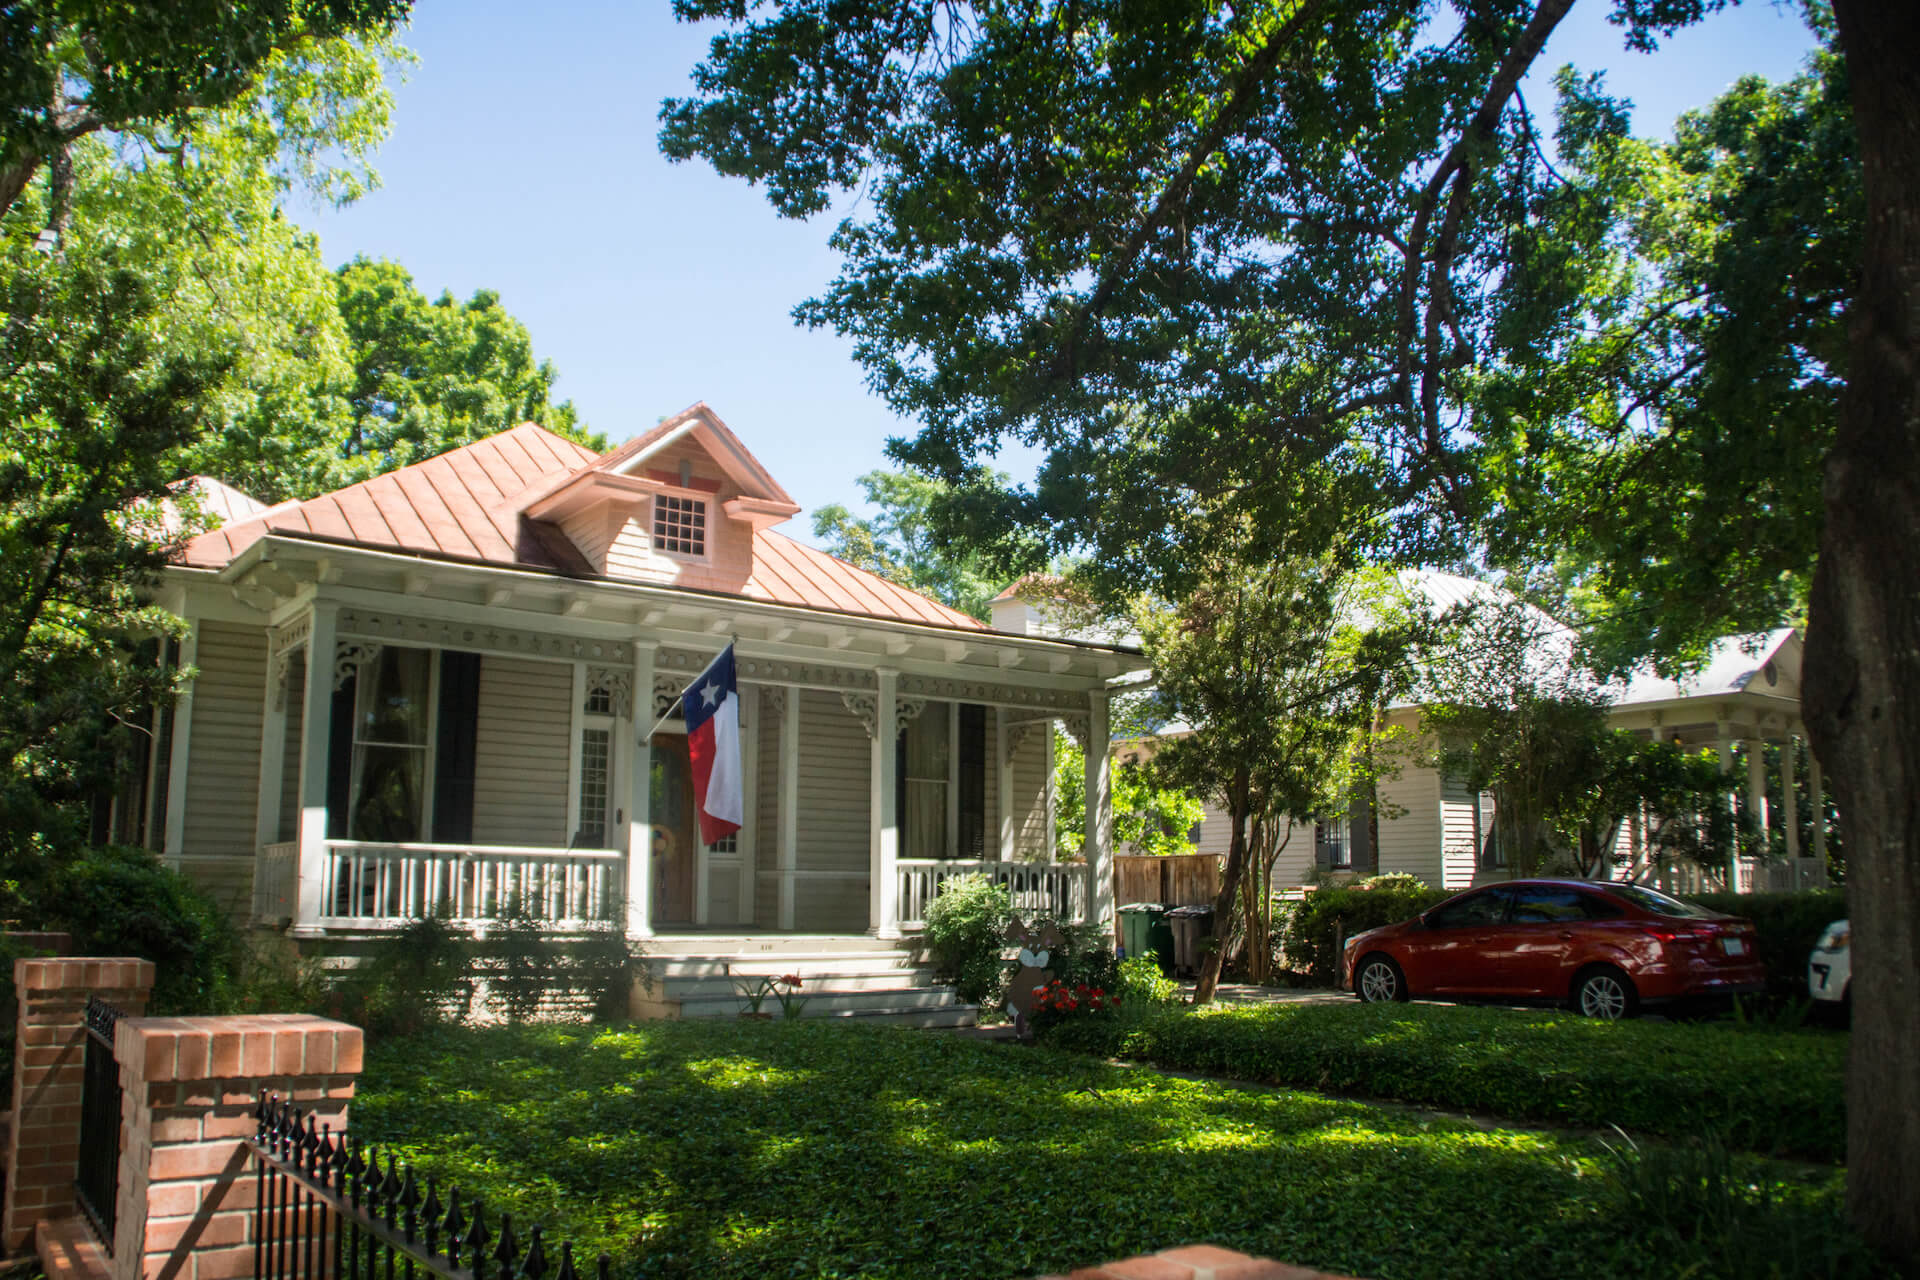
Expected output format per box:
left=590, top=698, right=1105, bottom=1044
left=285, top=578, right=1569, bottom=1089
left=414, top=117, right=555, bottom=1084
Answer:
left=175, top=422, right=986, bottom=631
left=160, top=476, right=272, bottom=535
left=1613, top=628, right=1799, bottom=706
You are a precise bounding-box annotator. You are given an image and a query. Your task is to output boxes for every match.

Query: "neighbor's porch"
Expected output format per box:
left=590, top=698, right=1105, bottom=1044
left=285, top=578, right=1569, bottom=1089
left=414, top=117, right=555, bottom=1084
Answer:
left=248, top=600, right=1113, bottom=940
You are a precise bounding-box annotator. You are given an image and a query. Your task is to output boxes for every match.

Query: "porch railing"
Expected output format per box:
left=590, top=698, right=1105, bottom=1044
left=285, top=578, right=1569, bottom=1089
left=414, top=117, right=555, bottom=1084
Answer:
left=316, top=841, right=622, bottom=931
left=896, top=859, right=1089, bottom=930
left=256, top=841, right=299, bottom=924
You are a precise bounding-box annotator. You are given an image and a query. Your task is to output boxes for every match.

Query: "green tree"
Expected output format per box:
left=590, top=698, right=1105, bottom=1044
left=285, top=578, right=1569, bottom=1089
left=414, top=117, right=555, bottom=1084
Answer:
left=1136, top=541, right=1419, bottom=1000
left=810, top=469, right=1018, bottom=620
left=1053, top=735, right=1205, bottom=861
left=661, top=2, right=1920, bottom=1251
left=333, top=257, right=603, bottom=477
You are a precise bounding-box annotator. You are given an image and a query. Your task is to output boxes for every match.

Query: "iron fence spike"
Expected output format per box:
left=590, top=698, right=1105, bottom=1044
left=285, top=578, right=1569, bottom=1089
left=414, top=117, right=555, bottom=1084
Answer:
left=494, top=1212, right=519, bottom=1273
left=554, top=1241, right=578, bottom=1280
left=522, top=1226, right=549, bottom=1280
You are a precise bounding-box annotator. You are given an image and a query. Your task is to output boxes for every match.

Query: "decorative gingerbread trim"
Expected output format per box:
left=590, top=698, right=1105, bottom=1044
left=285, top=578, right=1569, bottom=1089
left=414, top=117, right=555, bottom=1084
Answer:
left=585, top=666, right=633, bottom=719
left=332, top=642, right=383, bottom=691
left=338, top=609, right=631, bottom=665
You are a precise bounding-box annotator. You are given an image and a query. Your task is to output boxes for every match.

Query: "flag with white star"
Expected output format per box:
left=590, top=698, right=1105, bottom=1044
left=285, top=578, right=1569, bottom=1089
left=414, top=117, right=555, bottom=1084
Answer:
left=680, top=643, right=743, bottom=843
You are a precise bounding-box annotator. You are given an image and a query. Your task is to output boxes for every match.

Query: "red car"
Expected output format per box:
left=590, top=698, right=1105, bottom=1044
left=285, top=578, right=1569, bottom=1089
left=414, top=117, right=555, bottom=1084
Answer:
left=1340, top=879, right=1765, bottom=1019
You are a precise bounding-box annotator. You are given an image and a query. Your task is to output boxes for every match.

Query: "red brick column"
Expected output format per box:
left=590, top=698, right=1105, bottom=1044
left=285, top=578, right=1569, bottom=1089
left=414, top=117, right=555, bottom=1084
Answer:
left=5, top=958, right=155, bottom=1252
left=112, top=1014, right=362, bottom=1280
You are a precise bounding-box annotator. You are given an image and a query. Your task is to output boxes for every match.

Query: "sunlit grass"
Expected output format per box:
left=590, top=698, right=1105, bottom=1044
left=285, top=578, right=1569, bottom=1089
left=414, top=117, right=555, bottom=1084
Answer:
left=356, top=1020, right=1873, bottom=1280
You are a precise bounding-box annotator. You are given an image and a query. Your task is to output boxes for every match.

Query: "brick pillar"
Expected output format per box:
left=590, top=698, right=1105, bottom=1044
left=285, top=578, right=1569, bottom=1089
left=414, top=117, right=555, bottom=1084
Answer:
left=112, top=1013, right=363, bottom=1280
left=5, top=958, right=155, bottom=1252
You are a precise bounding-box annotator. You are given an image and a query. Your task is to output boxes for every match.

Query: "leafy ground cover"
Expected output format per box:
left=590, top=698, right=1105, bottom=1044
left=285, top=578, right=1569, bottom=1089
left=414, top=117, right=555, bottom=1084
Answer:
left=1040, top=1001, right=1847, bottom=1160
left=356, top=1022, right=1878, bottom=1280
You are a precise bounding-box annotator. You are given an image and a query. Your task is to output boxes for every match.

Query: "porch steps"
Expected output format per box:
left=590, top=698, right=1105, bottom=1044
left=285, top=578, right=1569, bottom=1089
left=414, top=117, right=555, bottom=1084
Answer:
left=634, top=934, right=976, bottom=1029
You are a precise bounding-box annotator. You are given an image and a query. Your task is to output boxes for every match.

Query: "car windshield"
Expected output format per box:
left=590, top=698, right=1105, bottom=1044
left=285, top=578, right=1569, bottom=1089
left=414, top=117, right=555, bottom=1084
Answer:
left=1607, top=883, right=1717, bottom=918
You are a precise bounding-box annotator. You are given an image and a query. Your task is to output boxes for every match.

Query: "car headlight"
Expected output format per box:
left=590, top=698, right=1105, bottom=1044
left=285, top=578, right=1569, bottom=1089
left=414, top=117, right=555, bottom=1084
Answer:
left=1816, top=921, right=1850, bottom=952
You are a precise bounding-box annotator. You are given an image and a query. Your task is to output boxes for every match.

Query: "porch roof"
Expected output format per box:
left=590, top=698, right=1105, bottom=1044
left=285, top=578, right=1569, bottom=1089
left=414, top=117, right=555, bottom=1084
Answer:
left=175, top=423, right=987, bottom=632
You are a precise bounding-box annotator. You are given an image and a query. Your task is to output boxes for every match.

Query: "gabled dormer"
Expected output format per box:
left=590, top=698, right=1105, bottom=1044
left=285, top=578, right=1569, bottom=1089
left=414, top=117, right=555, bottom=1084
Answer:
left=520, top=403, right=802, bottom=592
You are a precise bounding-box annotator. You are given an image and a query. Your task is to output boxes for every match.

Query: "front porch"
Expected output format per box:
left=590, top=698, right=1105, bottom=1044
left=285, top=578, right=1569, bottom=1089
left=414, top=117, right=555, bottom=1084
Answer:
left=232, top=578, right=1125, bottom=944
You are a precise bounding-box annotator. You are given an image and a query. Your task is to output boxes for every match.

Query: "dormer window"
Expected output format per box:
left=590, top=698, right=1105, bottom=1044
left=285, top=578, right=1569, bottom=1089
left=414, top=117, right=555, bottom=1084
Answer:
left=654, top=494, right=707, bottom=557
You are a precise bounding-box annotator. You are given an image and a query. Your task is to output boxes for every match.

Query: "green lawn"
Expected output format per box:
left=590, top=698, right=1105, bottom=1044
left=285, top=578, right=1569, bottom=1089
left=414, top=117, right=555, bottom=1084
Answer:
left=355, top=1021, right=1877, bottom=1280
left=1041, top=1000, right=1848, bottom=1159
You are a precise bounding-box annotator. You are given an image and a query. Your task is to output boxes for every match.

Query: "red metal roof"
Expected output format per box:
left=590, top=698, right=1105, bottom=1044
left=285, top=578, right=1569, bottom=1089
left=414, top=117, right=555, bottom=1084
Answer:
left=178, top=423, right=986, bottom=631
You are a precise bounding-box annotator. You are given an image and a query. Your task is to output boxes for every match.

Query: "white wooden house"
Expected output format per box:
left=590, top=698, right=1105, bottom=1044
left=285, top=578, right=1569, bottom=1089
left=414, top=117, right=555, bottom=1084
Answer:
left=111, top=406, right=1145, bottom=996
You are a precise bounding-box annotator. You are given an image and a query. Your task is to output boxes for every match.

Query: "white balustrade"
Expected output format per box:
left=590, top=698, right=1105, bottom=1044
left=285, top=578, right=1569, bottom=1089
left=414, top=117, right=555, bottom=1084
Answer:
left=254, top=841, right=299, bottom=924
left=896, top=859, right=1090, bottom=930
left=315, top=841, right=623, bottom=930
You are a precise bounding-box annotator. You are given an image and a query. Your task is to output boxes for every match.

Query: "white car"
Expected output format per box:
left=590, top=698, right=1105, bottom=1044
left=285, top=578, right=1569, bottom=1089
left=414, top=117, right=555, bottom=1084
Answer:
left=1807, top=919, right=1850, bottom=1010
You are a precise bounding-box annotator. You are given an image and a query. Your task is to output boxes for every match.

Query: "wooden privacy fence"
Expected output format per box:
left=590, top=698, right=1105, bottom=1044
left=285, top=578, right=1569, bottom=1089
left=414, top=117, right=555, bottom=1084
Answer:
left=1113, top=854, right=1220, bottom=909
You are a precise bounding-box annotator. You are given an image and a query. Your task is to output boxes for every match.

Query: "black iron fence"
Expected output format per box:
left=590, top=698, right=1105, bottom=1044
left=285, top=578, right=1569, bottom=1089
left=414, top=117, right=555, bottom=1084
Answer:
left=75, top=997, right=124, bottom=1251
left=248, top=1097, right=612, bottom=1280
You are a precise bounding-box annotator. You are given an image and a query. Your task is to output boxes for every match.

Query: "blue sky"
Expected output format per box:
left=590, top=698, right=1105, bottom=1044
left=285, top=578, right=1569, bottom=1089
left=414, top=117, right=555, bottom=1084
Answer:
left=297, top=1, right=1819, bottom=543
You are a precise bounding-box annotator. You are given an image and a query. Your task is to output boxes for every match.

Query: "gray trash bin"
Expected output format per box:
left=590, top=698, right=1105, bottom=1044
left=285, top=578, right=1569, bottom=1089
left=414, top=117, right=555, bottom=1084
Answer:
left=1165, top=904, right=1216, bottom=977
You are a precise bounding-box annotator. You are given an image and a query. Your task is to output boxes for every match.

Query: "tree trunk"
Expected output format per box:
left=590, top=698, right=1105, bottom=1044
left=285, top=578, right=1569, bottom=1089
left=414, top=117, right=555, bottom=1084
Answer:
left=1193, top=802, right=1251, bottom=1004
left=1807, top=2, right=1920, bottom=1265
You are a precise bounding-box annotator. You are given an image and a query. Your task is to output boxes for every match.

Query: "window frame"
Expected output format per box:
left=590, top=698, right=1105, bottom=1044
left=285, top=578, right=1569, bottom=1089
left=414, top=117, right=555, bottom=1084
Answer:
left=650, top=490, right=712, bottom=563
left=345, top=646, right=440, bottom=844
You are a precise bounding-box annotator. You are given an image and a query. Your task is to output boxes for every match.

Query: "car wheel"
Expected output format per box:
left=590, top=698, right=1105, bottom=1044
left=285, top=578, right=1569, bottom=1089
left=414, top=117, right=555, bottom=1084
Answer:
left=1355, top=954, right=1408, bottom=1004
left=1573, top=966, right=1639, bottom=1021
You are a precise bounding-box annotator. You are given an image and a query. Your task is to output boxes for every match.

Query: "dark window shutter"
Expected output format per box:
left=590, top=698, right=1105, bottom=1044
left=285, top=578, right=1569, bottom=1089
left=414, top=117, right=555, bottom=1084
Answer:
left=326, top=674, right=356, bottom=839
left=896, top=726, right=908, bottom=835
left=433, top=651, right=482, bottom=843
left=1314, top=822, right=1334, bottom=869
left=1348, top=789, right=1375, bottom=873
left=957, top=703, right=986, bottom=857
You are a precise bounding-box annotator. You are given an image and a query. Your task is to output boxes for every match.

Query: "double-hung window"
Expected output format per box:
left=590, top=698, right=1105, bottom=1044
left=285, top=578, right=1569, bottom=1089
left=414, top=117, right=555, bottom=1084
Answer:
left=347, top=648, right=435, bottom=842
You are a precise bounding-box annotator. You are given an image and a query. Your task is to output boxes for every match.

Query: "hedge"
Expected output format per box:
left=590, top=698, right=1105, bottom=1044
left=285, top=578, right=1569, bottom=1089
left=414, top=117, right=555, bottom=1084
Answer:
left=1040, top=1000, right=1847, bottom=1160
left=1687, top=890, right=1847, bottom=1003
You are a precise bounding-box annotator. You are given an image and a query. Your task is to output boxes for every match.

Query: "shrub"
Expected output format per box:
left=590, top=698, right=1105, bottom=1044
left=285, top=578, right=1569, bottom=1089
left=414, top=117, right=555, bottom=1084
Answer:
left=47, top=844, right=239, bottom=1013
left=1118, top=952, right=1179, bottom=1006
left=1278, top=879, right=1449, bottom=985
left=324, top=915, right=475, bottom=1036
left=1028, top=977, right=1122, bottom=1035
left=1685, top=889, right=1847, bottom=1004
left=1032, top=913, right=1118, bottom=993
left=1039, top=1000, right=1847, bottom=1160
left=485, top=895, right=560, bottom=1024
left=923, top=874, right=1013, bottom=1004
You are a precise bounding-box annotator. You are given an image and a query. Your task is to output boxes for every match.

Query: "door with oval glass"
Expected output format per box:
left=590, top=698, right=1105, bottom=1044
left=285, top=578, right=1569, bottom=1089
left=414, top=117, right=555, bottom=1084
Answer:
left=650, top=733, right=697, bottom=925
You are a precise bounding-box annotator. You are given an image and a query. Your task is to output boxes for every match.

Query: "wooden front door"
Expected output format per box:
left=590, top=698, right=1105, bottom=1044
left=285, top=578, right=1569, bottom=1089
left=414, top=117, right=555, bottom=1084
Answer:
left=651, top=733, right=697, bottom=925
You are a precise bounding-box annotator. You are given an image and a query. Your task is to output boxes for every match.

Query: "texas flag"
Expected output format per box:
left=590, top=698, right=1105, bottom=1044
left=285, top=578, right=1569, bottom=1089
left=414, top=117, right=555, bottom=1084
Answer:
left=681, top=644, right=744, bottom=844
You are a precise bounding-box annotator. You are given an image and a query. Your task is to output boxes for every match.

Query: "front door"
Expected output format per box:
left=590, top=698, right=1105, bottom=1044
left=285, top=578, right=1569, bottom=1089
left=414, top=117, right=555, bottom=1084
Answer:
left=651, top=733, right=696, bottom=925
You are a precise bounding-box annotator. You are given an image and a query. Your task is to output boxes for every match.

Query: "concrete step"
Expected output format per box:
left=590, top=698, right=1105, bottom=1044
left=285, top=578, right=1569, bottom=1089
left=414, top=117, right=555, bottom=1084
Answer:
left=824, top=1004, right=979, bottom=1029
left=649, top=952, right=918, bottom=980
left=671, top=984, right=963, bottom=1019
left=661, top=968, right=943, bottom=999
left=646, top=934, right=902, bottom=957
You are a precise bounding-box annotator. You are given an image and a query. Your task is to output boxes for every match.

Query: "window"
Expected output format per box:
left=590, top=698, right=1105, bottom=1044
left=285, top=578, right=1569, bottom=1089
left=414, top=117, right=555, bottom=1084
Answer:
left=653, top=494, right=707, bottom=556
left=1508, top=887, right=1592, bottom=924
left=1608, top=883, right=1716, bottom=919
left=576, top=727, right=611, bottom=847
left=1426, top=890, right=1509, bottom=929
left=347, top=648, right=434, bottom=842
left=901, top=702, right=951, bottom=858
left=1315, top=817, right=1351, bottom=869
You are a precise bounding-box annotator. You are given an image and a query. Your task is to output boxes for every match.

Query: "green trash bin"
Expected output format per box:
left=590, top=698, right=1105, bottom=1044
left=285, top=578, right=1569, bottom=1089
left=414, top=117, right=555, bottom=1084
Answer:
left=1119, top=903, right=1175, bottom=975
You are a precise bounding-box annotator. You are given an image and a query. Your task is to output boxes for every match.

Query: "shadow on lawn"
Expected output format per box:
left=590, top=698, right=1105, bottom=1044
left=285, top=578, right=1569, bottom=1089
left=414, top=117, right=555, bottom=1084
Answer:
left=352, top=1022, right=1869, bottom=1280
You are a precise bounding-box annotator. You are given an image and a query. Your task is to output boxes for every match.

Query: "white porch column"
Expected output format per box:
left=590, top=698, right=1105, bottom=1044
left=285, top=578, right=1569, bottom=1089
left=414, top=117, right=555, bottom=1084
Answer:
left=1084, top=688, right=1114, bottom=933
left=1715, top=720, right=1737, bottom=891
left=778, top=685, right=800, bottom=930
left=161, top=615, right=201, bottom=865
left=625, top=641, right=656, bottom=939
left=252, top=626, right=292, bottom=887
left=871, top=667, right=901, bottom=939
left=1782, top=734, right=1802, bottom=867
left=294, top=603, right=338, bottom=932
left=1744, top=738, right=1769, bottom=887
left=1808, top=750, right=1828, bottom=878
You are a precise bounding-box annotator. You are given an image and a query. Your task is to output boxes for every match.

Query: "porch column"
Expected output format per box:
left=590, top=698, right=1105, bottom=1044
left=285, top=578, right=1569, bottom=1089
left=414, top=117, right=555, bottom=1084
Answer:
left=1782, top=734, right=1802, bottom=868
left=1808, top=750, right=1828, bottom=879
left=871, top=667, right=901, bottom=940
left=778, top=685, right=800, bottom=930
left=161, top=614, right=200, bottom=864
left=294, top=602, right=338, bottom=932
left=1745, top=738, right=1769, bottom=884
left=1085, top=688, right=1114, bottom=932
left=252, top=627, right=291, bottom=857
left=1715, top=719, right=1737, bottom=891
left=626, top=641, right=656, bottom=939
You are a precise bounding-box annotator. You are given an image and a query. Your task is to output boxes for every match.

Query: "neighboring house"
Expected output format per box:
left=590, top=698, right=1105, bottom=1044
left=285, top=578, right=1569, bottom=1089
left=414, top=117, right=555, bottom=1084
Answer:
left=1149, top=573, right=1826, bottom=896
left=109, top=404, right=1146, bottom=955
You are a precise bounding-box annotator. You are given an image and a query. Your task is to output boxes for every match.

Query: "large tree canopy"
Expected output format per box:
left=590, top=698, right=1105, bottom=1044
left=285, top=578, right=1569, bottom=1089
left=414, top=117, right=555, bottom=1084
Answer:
left=663, top=0, right=1920, bottom=1259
